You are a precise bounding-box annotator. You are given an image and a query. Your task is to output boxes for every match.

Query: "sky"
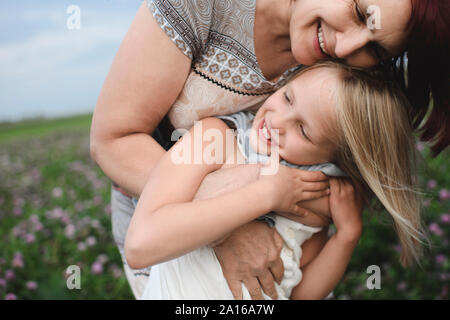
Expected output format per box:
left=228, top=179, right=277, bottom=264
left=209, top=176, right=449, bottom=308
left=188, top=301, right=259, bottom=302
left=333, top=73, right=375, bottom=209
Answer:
left=0, top=0, right=143, bottom=122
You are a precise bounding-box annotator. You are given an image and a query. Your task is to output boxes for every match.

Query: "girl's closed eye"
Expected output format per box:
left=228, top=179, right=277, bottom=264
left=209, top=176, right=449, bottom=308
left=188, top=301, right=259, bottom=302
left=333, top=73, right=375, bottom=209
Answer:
left=283, top=88, right=312, bottom=143
left=299, top=123, right=312, bottom=143
left=283, top=91, right=291, bottom=104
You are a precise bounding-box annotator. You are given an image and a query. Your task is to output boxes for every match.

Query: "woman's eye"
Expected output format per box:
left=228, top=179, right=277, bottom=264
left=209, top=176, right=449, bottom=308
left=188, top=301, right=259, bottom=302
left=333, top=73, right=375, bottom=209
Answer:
left=354, top=1, right=365, bottom=23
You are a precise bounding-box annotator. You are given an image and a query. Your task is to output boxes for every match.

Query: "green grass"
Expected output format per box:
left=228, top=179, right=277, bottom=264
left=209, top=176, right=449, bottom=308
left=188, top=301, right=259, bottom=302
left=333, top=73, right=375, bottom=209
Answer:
left=0, top=114, right=92, bottom=143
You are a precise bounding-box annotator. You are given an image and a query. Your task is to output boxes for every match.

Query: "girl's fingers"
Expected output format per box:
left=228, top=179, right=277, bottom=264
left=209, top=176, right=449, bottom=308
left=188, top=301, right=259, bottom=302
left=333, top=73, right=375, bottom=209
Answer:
left=301, top=181, right=330, bottom=191
left=297, top=170, right=328, bottom=182
left=299, top=189, right=330, bottom=201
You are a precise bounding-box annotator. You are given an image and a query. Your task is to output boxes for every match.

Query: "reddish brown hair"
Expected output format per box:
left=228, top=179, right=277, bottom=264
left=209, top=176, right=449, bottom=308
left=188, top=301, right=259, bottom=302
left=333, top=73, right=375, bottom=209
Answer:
left=396, top=0, right=450, bottom=156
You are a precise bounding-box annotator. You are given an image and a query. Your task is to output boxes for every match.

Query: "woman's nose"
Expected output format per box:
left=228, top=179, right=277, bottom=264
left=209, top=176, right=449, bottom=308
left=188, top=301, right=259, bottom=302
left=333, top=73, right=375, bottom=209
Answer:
left=334, top=28, right=371, bottom=61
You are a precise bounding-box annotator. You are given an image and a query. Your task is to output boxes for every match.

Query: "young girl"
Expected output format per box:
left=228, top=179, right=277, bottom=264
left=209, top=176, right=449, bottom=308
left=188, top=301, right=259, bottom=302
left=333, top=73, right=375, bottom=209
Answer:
left=125, top=62, right=427, bottom=300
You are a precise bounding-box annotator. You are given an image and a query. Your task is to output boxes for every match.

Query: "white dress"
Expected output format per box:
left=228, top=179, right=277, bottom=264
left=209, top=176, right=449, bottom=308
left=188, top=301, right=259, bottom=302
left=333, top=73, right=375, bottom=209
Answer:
left=140, top=112, right=346, bottom=300
left=141, top=215, right=322, bottom=299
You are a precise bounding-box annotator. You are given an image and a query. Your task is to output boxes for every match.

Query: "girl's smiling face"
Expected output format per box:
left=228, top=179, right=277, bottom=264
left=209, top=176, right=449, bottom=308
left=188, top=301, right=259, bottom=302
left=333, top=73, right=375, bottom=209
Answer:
left=250, top=67, right=339, bottom=165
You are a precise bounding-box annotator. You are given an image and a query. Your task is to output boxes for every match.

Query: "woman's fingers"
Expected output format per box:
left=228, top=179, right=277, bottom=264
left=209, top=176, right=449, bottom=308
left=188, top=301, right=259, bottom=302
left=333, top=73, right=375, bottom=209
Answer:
left=226, top=279, right=244, bottom=300
left=257, top=270, right=278, bottom=300
left=270, top=231, right=285, bottom=284
left=242, top=277, right=265, bottom=300
left=294, top=205, right=312, bottom=217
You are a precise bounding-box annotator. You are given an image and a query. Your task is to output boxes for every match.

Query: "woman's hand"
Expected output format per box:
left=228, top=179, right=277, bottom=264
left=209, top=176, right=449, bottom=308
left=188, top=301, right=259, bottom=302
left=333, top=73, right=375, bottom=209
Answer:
left=329, top=178, right=364, bottom=242
left=259, top=159, right=330, bottom=217
left=212, top=220, right=284, bottom=300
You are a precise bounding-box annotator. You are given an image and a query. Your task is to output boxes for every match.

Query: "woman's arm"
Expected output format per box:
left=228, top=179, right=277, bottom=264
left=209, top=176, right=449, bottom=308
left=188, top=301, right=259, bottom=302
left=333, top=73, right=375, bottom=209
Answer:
left=90, top=2, right=191, bottom=197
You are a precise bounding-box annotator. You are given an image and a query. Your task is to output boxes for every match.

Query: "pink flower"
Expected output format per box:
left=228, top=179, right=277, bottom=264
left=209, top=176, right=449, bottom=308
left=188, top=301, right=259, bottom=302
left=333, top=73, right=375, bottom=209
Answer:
left=5, top=270, right=15, bottom=281
left=429, top=223, right=444, bottom=237
left=416, top=142, right=424, bottom=152
left=52, top=187, right=63, bottom=198
left=96, top=254, right=108, bottom=264
left=32, top=221, right=43, bottom=232
left=13, top=207, right=23, bottom=217
left=440, top=214, right=450, bottom=224
left=26, top=281, right=38, bottom=290
left=74, top=202, right=84, bottom=212
left=14, top=197, right=24, bottom=207
left=12, top=225, right=25, bottom=237
left=439, top=189, right=449, bottom=201
left=422, top=199, right=431, bottom=208
left=427, top=180, right=437, bottom=189
left=12, top=253, right=24, bottom=269
left=47, top=207, right=63, bottom=219
left=104, top=204, right=111, bottom=215
left=90, top=219, right=100, bottom=229
left=77, top=242, right=87, bottom=251
left=392, top=244, right=402, bottom=253
left=436, top=254, right=447, bottom=266
left=0, top=278, right=6, bottom=287
left=91, top=261, right=103, bottom=275
left=64, top=224, right=76, bottom=239
left=93, top=196, right=102, bottom=205
left=397, top=282, right=407, bottom=291
left=5, top=293, right=17, bottom=300
left=25, top=233, right=36, bottom=244
left=109, top=264, right=123, bottom=278
left=86, top=236, right=97, bottom=247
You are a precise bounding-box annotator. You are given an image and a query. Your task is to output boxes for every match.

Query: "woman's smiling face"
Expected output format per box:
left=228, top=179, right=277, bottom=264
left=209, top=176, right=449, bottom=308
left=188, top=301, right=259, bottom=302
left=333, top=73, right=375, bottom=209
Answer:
left=289, top=0, right=412, bottom=67
left=250, top=67, right=339, bottom=166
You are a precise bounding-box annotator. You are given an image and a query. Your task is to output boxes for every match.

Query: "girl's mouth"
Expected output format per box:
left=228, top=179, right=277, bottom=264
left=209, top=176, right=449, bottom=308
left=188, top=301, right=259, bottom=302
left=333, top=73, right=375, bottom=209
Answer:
left=258, top=118, right=272, bottom=145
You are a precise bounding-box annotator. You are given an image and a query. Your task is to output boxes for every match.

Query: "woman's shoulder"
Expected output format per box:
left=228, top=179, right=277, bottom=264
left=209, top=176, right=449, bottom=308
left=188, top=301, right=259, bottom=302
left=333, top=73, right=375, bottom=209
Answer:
left=146, top=0, right=217, bottom=59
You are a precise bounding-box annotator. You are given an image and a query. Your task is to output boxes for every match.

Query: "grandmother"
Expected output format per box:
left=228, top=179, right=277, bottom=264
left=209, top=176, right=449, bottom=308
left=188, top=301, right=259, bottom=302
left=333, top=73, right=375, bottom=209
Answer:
left=90, top=0, right=449, bottom=299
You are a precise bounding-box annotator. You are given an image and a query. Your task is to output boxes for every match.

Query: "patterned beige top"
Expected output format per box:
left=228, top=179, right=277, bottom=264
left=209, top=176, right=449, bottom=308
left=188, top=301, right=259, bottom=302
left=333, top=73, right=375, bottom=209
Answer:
left=147, top=0, right=301, bottom=130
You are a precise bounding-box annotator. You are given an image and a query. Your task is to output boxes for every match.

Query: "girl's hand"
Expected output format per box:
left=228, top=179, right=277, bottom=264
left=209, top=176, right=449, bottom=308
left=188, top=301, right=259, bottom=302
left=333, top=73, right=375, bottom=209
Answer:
left=259, top=158, right=330, bottom=216
left=329, top=178, right=364, bottom=242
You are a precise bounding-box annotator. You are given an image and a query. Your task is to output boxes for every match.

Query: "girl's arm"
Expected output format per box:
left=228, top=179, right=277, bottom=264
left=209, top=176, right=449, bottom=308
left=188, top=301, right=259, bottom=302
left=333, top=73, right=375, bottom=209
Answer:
left=290, top=178, right=364, bottom=300
left=125, top=117, right=330, bottom=269
left=125, top=117, right=272, bottom=268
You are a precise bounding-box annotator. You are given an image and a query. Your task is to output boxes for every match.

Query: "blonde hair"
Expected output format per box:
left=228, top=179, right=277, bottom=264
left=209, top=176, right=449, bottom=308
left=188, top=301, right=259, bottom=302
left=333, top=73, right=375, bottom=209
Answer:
left=290, top=62, right=429, bottom=267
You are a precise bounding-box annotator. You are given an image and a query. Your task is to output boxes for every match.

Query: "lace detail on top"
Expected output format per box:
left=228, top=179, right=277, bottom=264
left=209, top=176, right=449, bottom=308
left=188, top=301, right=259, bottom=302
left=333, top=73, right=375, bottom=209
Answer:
left=146, top=0, right=303, bottom=130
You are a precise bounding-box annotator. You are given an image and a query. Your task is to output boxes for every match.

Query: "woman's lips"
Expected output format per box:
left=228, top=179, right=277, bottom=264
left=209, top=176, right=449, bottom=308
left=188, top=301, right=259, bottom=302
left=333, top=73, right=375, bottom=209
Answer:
left=314, top=23, right=328, bottom=59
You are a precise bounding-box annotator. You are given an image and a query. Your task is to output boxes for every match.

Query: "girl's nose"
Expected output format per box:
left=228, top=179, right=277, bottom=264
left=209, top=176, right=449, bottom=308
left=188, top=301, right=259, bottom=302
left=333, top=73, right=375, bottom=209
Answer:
left=269, top=113, right=291, bottom=136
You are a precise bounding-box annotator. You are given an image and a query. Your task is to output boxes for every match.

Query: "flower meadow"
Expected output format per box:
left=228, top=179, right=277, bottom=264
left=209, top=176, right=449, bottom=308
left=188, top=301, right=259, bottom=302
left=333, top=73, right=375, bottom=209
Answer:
left=0, top=116, right=448, bottom=300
